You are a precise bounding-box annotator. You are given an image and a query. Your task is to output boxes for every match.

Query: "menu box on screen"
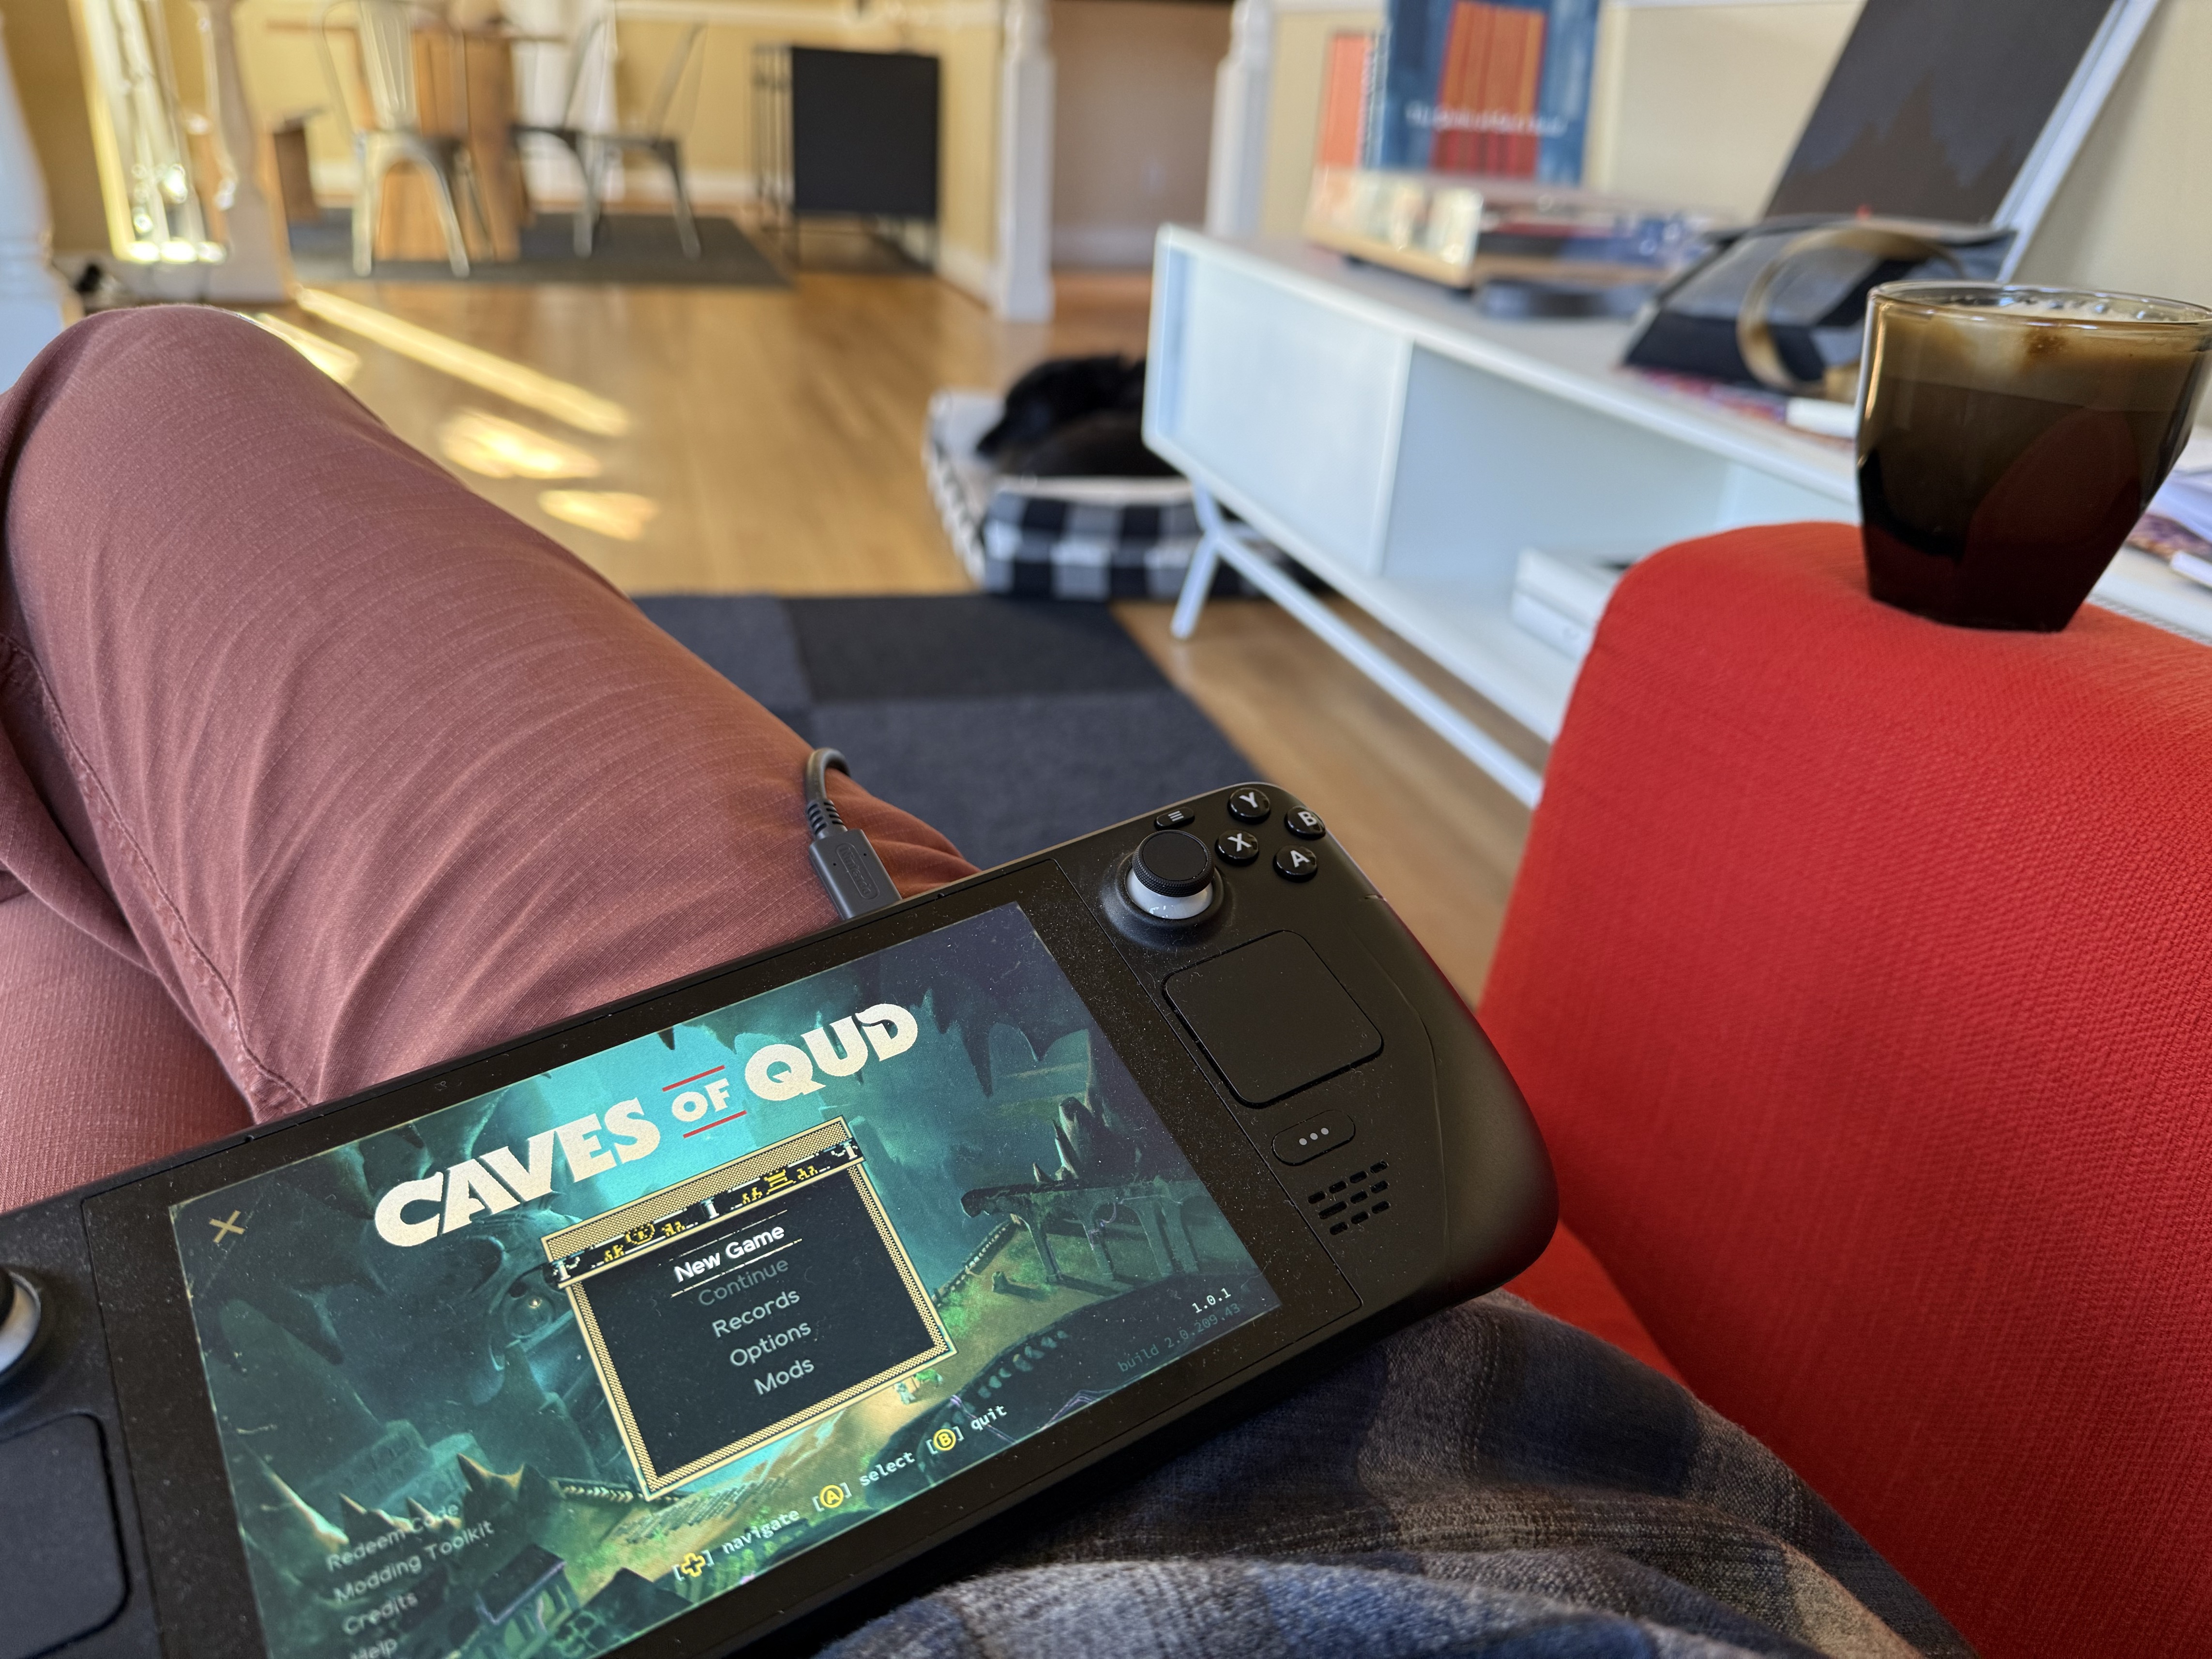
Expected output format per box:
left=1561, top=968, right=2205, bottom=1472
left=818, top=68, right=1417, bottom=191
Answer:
left=547, top=1120, right=953, bottom=1492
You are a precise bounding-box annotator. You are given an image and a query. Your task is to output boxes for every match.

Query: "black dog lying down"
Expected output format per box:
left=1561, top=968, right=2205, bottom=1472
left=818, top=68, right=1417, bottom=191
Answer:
left=978, top=354, right=1178, bottom=479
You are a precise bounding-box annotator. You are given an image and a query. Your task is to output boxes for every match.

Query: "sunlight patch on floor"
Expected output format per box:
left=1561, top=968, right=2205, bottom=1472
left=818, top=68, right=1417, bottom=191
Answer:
left=295, top=288, right=631, bottom=437
left=438, top=409, right=603, bottom=480
left=540, top=490, right=659, bottom=540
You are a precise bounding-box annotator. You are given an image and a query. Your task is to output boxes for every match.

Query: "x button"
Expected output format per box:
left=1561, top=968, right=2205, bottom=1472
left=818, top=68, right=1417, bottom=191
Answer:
left=1215, top=830, right=1260, bottom=866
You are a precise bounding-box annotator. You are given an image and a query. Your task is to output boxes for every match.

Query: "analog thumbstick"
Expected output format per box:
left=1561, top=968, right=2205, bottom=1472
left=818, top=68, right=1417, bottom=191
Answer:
left=0, top=1270, right=39, bottom=1381
left=1127, top=830, right=1215, bottom=921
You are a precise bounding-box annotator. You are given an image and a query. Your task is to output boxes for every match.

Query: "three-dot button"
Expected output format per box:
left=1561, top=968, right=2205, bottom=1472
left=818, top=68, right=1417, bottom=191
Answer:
left=1285, top=807, right=1326, bottom=840
left=1274, top=844, right=1319, bottom=882
left=1226, top=787, right=1272, bottom=822
left=1272, top=1109, right=1354, bottom=1165
left=1215, top=829, right=1260, bottom=866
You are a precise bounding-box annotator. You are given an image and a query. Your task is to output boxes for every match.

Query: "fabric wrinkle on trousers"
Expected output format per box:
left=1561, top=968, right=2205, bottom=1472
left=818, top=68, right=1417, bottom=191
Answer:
left=0, top=306, right=973, bottom=1211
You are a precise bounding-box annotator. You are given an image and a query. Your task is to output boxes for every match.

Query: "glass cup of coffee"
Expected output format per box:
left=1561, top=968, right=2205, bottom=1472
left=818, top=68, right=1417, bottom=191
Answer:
left=1857, top=282, right=2212, bottom=630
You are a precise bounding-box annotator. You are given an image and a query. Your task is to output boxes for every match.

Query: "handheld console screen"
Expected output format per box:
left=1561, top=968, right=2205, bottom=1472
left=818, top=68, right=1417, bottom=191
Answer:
left=167, top=902, right=1281, bottom=1659
left=0, top=784, right=1554, bottom=1659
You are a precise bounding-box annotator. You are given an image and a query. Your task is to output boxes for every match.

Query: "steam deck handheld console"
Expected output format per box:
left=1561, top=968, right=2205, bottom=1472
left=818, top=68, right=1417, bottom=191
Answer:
left=0, top=785, right=1553, bottom=1659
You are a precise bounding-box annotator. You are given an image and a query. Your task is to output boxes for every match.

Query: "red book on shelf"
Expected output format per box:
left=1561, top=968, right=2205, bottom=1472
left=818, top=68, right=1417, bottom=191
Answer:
left=1432, top=1, right=1545, bottom=178
left=1316, top=31, right=1375, bottom=168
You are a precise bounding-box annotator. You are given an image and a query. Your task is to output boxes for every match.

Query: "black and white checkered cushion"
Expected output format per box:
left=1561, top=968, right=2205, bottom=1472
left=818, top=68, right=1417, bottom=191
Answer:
left=980, top=488, right=1202, bottom=599
left=925, top=389, right=1256, bottom=601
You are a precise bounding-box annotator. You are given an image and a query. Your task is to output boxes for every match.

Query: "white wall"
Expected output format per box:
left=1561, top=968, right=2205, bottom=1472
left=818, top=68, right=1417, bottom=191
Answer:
left=1052, top=0, right=1228, bottom=268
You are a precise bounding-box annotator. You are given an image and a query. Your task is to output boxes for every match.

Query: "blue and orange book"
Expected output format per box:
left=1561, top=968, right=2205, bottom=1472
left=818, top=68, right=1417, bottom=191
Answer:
left=1371, top=0, right=1600, bottom=184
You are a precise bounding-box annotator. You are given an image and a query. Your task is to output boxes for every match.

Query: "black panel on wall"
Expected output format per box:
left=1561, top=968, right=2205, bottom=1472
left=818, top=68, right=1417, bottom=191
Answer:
left=789, top=48, right=942, bottom=219
left=1765, top=0, right=2117, bottom=225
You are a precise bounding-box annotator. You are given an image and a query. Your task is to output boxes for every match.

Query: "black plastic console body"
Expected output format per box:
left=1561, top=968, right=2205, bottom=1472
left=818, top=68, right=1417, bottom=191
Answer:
left=0, top=783, right=1554, bottom=1659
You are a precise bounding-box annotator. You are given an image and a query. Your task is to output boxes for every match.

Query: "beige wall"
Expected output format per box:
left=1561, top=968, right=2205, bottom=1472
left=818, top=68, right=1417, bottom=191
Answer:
left=234, top=0, right=1007, bottom=279
left=1256, top=0, right=2212, bottom=308
left=2, top=0, right=108, bottom=254
left=1257, top=2, right=1376, bottom=236
left=1582, top=0, right=1857, bottom=216
left=2018, top=0, right=2212, bottom=304
left=1051, top=0, right=1225, bottom=267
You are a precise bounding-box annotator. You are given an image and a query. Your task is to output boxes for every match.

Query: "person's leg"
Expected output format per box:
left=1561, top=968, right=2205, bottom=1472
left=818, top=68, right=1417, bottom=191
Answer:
left=0, top=307, right=972, bottom=1199
left=0, top=893, right=251, bottom=1210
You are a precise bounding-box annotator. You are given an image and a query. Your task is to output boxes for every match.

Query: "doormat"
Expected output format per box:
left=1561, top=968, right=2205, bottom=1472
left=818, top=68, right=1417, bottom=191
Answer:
left=287, top=211, right=789, bottom=288
left=636, top=593, right=1254, bottom=868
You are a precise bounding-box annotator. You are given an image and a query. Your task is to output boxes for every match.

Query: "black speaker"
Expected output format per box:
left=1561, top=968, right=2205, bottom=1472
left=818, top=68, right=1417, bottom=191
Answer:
left=1303, top=1160, right=1393, bottom=1237
left=788, top=48, right=941, bottom=221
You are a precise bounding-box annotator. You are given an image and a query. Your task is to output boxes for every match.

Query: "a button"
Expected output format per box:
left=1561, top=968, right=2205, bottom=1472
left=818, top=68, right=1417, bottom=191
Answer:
left=1215, top=828, right=1260, bottom=866
left=1273, top=1110, right=1354, bottom=1165
left=1274, top=844, right=1319, bottom=882
left=1285, top=807, right=1327, bottom=840
left=1225, top=786, right=1272, bottom=822
left=1154, top=806, right=1198, bottom=830
left=1127, top=830, right=1214, bottom=921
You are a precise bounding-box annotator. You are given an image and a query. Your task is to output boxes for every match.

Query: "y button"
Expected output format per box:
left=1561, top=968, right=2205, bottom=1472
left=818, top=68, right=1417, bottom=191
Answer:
left=1226, top=787, right=1272, bottom=823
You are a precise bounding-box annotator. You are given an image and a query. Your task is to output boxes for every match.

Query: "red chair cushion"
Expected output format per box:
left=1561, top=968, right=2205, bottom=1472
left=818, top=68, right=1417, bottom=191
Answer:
left=1479, top=523, right=2212, bottom=1659
left=1504, top=1223, right=1683, bottom=1384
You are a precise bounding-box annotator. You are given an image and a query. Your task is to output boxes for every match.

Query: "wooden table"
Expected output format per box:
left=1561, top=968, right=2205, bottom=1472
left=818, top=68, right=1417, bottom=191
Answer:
left=272, top=20, right=554, bottom=264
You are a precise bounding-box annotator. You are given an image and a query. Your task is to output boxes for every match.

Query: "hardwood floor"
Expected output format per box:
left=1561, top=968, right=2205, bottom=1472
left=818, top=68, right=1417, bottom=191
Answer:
left=292, top=265, right=1155, bottom=594
left=278, top=256, right=1533, bottom=995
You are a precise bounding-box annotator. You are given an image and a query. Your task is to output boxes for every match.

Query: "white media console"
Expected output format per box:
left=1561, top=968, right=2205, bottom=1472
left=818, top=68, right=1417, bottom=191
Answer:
left=1142, top=228, right=2212, bottom=806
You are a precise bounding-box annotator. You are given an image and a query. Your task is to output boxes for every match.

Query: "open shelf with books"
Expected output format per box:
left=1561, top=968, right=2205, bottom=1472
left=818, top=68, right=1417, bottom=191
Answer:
left=1145, top=228, right=2212, bottom=805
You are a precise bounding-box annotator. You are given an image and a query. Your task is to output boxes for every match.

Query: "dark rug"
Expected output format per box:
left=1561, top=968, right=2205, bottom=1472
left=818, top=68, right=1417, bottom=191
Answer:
left=636, top=594, right=1254, bottom=869
left=287, top=210, right=788, bottom=288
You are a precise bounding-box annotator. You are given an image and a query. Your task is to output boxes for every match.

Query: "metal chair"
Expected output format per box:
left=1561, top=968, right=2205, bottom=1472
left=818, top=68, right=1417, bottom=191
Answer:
left=517, top=13, right=705, bottom=258
left=318, top=0, right=490, bottom=276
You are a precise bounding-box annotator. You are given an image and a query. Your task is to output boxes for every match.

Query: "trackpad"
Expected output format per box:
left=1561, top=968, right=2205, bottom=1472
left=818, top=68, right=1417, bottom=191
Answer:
left=1166, top=932, right=1382, bottom=1104
left=0, top=1415, right=128, bottom=1659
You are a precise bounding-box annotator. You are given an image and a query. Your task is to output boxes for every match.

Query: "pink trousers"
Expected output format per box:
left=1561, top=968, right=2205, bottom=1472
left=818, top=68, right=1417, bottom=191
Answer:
left=0, top=307, right=973, bottom=1211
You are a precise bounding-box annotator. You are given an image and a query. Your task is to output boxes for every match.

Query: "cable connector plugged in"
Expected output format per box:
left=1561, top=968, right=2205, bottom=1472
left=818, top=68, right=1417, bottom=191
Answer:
left=803, top=748, right=898, bottom=920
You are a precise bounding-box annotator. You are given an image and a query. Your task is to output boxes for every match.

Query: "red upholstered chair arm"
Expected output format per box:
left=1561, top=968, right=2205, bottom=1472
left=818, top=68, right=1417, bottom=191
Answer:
left=1478, top=523, right=2212, bottom=1659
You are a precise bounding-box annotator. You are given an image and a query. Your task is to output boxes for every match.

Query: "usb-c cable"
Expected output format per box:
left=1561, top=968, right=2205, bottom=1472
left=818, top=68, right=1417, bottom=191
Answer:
left=803, top=747, right=898, bottom=919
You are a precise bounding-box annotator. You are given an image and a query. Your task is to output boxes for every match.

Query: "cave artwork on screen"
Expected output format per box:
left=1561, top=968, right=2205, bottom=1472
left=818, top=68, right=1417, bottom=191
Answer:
left=169, top=904, right=1278, bottom=1659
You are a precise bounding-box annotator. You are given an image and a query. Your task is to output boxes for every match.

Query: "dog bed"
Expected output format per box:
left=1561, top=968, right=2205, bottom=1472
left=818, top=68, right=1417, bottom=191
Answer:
left=926, top=389, right=1257, bottom=601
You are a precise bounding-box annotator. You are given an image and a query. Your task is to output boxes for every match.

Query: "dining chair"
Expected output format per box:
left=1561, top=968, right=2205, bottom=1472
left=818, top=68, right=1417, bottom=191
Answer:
left=515, top=12, right=706, bottom=258
left=318, top=0, right=490, bottom=276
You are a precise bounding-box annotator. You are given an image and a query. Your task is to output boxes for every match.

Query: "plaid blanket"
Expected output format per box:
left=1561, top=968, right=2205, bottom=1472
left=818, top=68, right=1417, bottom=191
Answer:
left=827, top=1295, right=1971, bottom=1658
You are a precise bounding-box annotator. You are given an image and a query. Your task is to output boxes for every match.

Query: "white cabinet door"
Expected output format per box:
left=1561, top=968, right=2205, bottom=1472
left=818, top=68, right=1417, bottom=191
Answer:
left=1150, top=246, right=1408, bottom=576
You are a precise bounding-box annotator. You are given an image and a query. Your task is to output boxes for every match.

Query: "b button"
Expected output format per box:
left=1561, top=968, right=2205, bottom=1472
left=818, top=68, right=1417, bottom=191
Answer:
left=1285, top=807, right=1326, bottom=840
left=1274, top=844, right=1318, bottom=882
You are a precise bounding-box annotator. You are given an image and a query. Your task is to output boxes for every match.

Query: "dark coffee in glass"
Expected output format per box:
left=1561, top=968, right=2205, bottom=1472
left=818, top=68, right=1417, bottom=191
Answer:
left=1857, top=283, right=2212, bottom=630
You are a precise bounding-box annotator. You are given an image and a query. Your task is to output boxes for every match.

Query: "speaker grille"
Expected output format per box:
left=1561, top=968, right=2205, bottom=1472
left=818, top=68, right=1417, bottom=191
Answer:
left=1304, top=1161, right=1390, bottom=1235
